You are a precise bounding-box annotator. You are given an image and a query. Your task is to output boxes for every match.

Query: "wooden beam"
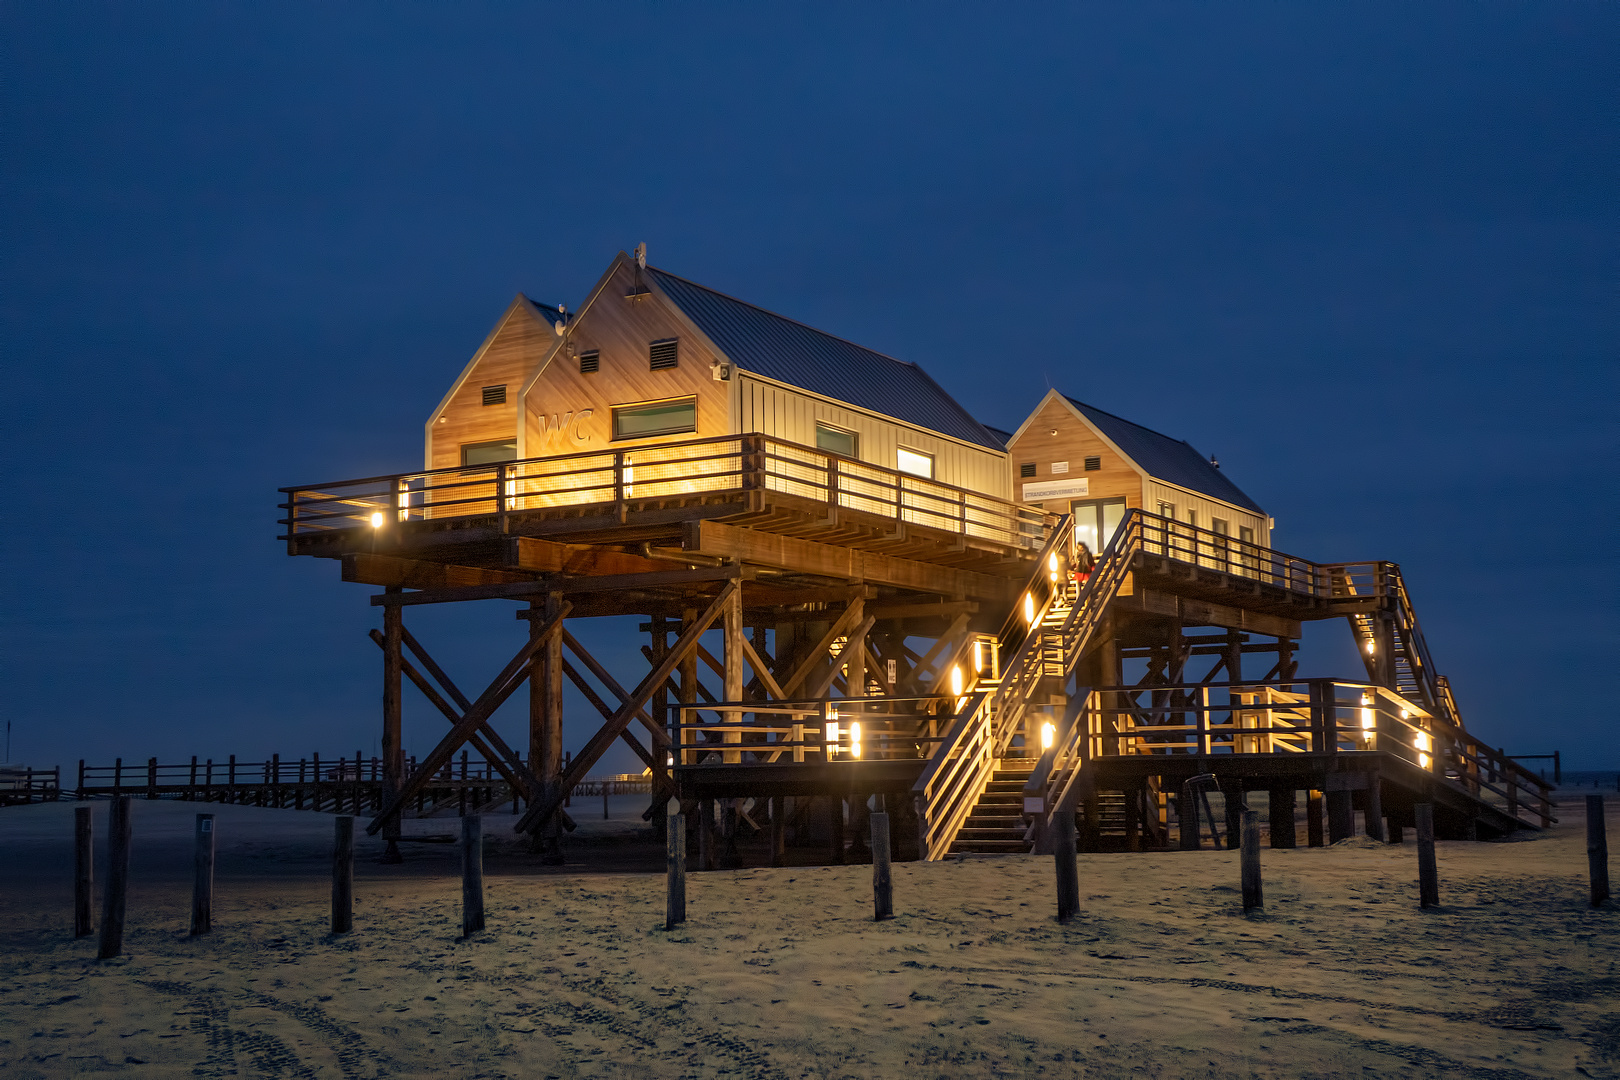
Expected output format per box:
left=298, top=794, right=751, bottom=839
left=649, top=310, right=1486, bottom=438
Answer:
left=683, top=520, right=1020, bottom=602
left=559, top=659, right=671, bottom=791
left=899, top=612, right=971, bottom=694
left=801, top=615, right=878, bottom=700
left=739, top=634, right=786, bottom=701
left=344, top=553, right=533, bottom=590
left=366, top=602, right=572, bottom=835
left=508, top=536, right=675, bottom=577
left=780, top=599, right=867, bottom=699
left=867, top=600, right=979, bottom=621
left=561, top=629, right=671, bottom=748
left=369, top=564, right=751, bottom=606
left=515, top=582, right=738, bottom=833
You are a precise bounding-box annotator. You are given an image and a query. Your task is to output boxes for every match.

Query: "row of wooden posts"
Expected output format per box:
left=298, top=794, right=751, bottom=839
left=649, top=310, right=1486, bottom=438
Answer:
left=75, top=794, right=1612, bottom=958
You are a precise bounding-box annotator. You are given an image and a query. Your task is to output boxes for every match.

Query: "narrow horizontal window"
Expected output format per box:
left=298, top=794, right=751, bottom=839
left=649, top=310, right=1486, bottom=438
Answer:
left=1212, top=518, right=1230, bottom=536
left=896, top=447, right=934, bottom=479
left=613, top=396, right=696, bottom=440
left=1019, top=462, right=1036, bottom=478
left=815, top=423, right=857, bottom=458
left=578, top=350, right=600, bottom=374
left=481, top=385, right=507, bottom=406
left=1083, top=456, right=1100, bottom=471
left=649, top=338, right=678, bottom=370
left=462, top=439, right=517, bottom=467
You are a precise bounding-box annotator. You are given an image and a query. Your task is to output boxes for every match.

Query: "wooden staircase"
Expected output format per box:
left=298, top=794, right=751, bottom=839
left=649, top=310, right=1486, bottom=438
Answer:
left=949, top=762, right=1038, bottom=854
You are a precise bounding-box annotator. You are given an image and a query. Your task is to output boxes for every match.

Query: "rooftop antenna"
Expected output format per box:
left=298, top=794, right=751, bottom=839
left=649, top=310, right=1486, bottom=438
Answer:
left=634, top=242, right=647, bottom=269
left=1209, top=454, right=1220, bottom=469
left=626, top=242, right=651, bottom=301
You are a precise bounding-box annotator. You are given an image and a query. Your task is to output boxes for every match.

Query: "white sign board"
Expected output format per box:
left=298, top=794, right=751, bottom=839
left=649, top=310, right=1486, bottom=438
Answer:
left=1022, top=478, right=1090, bottom=502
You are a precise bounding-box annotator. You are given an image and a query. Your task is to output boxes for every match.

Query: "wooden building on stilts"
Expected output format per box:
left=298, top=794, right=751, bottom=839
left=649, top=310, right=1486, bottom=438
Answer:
left=279, top=247, right=1553, bottom=868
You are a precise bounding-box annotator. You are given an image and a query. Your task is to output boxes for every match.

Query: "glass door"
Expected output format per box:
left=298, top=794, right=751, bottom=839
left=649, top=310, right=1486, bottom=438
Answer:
left=1069, top=498, right=1127, bottom=564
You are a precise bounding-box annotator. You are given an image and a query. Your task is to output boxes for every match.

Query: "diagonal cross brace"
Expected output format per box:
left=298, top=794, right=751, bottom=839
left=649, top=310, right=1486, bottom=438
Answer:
left=559, top=657, right=671, bottom=791
left=367, top=602, right=572, bottom=835
left=779, top=599, right=867, bottom=698
left=368, top=629, right=538, bottom=801
left=516, top=581, right=737, bottom=833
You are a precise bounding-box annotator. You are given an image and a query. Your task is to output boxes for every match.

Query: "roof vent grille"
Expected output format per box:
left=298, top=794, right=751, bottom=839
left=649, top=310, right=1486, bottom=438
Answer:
left=1019, top=462, right=1037, bottom=478
left=578, top=350, right=600, bottom=374
left=482, top=385, right=507, bottom=406
left=649, top=339, right=678, bottom=371
left=1084, top=456, right=1100, bottom=471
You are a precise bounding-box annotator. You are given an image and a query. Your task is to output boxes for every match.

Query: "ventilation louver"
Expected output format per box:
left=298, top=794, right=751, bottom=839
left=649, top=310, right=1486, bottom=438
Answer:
left=1084, top=456, right=1100, bottom=471
left=649, top=339, right=678, bottom=370
left=1020, top=462, right=1037, bottom=478
left=482, top=385, right=507, bottom=406
left=578, top=350, right=600, bottom=374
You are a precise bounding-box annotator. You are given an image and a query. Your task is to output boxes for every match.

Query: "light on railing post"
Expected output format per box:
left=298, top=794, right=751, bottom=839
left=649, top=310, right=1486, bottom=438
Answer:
left=369, top=511, right=385, bottom=529
left=825, top=704, right=839, bottom=760
left=850, top=721, right=862, bottom=760
left=1024, top=593, right=1035, bottom=623
left=1041, top=722, right=1055, bottom=751
left=950, top=666, right=963, bottom=697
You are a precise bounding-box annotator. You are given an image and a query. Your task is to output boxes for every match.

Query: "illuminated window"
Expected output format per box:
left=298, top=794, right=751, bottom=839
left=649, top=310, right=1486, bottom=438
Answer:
left=1157, top=501, right=1175, bottom=519
left=815, top=423, right=857, bottom=457
left=612, top=397, right=696, bottom=439
left=896, top=447, right=934, bottom=479
left=462, top=439, right=517, bottom=466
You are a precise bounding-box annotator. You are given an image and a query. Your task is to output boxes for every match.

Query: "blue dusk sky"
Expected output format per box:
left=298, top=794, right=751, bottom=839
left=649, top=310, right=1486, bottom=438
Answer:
left=1, top=3, right=1614, bottom=773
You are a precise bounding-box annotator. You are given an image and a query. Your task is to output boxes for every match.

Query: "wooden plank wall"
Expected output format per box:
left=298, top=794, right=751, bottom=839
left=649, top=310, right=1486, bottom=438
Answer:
left=1143, top=478, right=1270, bottom=547
left=1006, top=394, right=1142, bottom=513
left=426, top=299, right=557, bottom=471
left=737, top=375, right=1012, bottom=499
left=519, top=260, right=730, bottom=459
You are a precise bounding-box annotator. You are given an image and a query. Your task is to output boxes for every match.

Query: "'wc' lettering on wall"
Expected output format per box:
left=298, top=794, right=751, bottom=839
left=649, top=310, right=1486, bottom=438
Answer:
left=534, top=408, right=594, bottom=450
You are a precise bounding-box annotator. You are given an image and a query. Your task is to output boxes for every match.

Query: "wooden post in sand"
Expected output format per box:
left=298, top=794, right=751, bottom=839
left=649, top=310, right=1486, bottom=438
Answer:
left=331, top=815, right=354, bottom=934
left=666, top=797, right=686, bottom=930
left=871, top=795, right=893, bottom=921
left=190, top=814, right=215, bottom=936
left=1240, top=809, right=1263, bottom=912
left=74, top=806, right=94, bottom=938
left=1415, top=803, right=1439, bottom=909
left=97, top=795, right=131, bottom=959
left=460, top=814, right=485, bottom=938
left=1587, top=795, right=1609, bottom=908
left=1054, top=811, right=1080, bottom=922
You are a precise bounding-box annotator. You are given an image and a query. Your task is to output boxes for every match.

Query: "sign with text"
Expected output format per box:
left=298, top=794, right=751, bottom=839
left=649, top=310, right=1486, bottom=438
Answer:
left=1022, top=478, right=1090, bottom=501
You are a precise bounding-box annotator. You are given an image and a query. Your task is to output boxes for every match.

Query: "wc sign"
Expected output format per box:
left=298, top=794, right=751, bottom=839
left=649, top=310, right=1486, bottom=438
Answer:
left=534, top=409, right=594, bottom=449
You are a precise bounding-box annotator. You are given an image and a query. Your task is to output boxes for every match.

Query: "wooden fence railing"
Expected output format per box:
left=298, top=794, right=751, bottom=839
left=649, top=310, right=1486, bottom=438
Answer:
left=0, top=765, right=60, bottom=806
left=279, top=433, right=1051, bottom=552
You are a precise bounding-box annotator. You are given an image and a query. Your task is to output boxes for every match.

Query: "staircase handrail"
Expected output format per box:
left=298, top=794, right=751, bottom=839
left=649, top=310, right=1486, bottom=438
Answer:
left=1020, top=688, right=1094, bottom=852
left=912, top=689, right=996, bottom=860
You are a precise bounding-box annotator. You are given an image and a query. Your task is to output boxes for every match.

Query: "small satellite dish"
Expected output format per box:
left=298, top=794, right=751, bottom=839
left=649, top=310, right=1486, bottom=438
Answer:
left=634, top=242, right=647, bottom=269
left=553, top=320, right=565, bottom=336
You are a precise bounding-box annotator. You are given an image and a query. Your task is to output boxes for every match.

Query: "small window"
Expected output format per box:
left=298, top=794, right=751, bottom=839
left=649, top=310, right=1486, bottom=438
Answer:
left=578, top=350, right=600, bottom=374
left=1185, top=508, right=1197, bottom=527
left=462, top=439, right=517, bottom=466
left=815, top=423, right=858, bottom=458
left=481, top=385, right=507, bottom=406
left=649, top=338, right=678, bottom=370
left=1083, top=456, right=1100, bottom=471
left=896, top=447, right=934, bottom=479
left=612, top=396, right=696, bottom=439
left=1212, top=518, right=1230, bottom=536
left=1239, top=525, right=1255, bottom=544
left=1019, top=462, right=1036, bottom=478
left=1157, top=501, right=1175, bottom=519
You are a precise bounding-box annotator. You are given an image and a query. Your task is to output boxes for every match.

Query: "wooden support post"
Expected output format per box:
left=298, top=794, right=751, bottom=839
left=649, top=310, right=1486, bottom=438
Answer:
left=74, top=806, right=94, bottom=938
left=533, top=594, right=566, bottom=862
left=829, top=796, right=846, bottom=865
left=679, top=605, right=699, bottom=764
left=1124, top=783, right=1142, bottom=852
left=722, top=584, right=743, bottom=764
left=1225, top=788, right=1245, bottom=850
left=1268, top=787, right=1296, bottom=849
left=1240, top=809, right=1263, bottom=912
left=770, top=795, right=786, bottom=866
left=190, top=814, right=215, bottom=936
left=1178, top=785, right=1199, bottom=851
left=1415, top=803, right=1439, bottom=909
left=331, top=815, right=354, bottom=934
left=97, top=795, right=131, bottom=960
left=698, top=797, right=715, bottom=871
left=1054, top=810, right=1080, bottom=923
left=666, top=798, right=686, bottom=930
left=1588, top=795, right=1610, bottom=908
left=147, top=757, right=157, bottom=801
left=1364, top=773, right=1386, bottom=842
left=1306, top=789, right=1325, bottom=847
left=1327, top=789, right=1355, bottom=843
left=460, top=814, right=485, bottom=938
left=871, top=795, right=892, bottom=921
left=381, top=590, right=404, bottom=863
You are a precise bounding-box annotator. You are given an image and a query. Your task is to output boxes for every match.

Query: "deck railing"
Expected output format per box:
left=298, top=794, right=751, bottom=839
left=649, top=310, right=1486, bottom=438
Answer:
left=280, top=433, right=1050, bottom=551
left=0, top=765, right=60, bottom=805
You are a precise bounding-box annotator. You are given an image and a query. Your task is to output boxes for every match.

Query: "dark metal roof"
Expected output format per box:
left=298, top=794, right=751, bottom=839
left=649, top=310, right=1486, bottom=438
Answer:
left=520, top=295, right=567, bottom=328
left=1064, top=396, right=1267, bottom=514
left=981, top=424, right=1015, bottom=448
left=647, top=267, right=1006, bottom=450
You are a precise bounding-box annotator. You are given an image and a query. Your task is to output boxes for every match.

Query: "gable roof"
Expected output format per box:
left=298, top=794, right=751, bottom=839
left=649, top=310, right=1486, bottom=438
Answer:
left=1064, top=396, right=1266, bottom=514
left=646, top=266, right=1005, bottom=450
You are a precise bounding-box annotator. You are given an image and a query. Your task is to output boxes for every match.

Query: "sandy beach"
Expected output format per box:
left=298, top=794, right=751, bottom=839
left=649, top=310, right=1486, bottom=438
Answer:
left=1, top=794, right=1614, bottom=1079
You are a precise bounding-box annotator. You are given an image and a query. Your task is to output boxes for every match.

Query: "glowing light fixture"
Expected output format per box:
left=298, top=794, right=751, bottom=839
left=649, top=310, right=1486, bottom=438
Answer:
left=1048, top=552, right=1059, bottom=573
left=1399, top=708, right=1409, bottom=719
left=824, top=721, right=839, bottom=758
left=1365, top=640, right=1376, bottom=656
left=1040, top=722, right=1055, bottom=750
left=972, top=640, right=984, bottom=674
left=369, top=511, right=385, bottom=528
left=1024, top=593, right=1035, bottom=623
left=1419, top=753, right=1432, bottom=770
left=851, top=741, right=862, bottom=759
left=1413, top=731, right=1430, bottom=753
left=950, top=665, right=964, bottom=696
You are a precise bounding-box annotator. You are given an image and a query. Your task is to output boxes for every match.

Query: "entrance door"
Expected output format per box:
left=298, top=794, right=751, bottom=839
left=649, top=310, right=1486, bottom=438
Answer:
left=1069, top=498, right=1127, bottom=562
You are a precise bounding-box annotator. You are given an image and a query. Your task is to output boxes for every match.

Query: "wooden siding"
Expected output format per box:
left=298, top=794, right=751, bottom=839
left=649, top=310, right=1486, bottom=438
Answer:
left=1005, top=395, right=1142, bottom=513
left=737, top=374, right=1011, bottom=500
left=517, top=260, right=731, bottom=462
left=1143, top=478, right=1270, bottom=547
left=426, top=300, right=555, bottom=471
